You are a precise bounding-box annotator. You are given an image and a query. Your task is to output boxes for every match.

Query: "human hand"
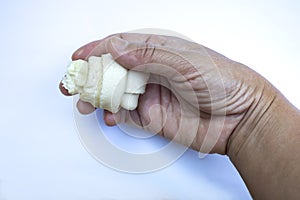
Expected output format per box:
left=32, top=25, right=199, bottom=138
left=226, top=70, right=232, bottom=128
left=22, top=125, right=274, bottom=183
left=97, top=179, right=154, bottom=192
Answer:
left=60, top=33, right=300, bottom=198
left=59, top=33, right=275, bottom=155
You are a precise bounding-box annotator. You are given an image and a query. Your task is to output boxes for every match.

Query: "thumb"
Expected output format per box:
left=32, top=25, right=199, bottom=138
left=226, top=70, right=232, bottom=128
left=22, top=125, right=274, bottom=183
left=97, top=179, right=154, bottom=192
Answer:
left=106, top=36, right=191, bottom=78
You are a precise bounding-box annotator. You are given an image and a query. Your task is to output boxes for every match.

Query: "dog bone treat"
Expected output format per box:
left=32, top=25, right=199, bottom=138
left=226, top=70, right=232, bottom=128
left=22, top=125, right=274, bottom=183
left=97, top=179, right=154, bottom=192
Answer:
left=62, top=54, right=149, bottom=113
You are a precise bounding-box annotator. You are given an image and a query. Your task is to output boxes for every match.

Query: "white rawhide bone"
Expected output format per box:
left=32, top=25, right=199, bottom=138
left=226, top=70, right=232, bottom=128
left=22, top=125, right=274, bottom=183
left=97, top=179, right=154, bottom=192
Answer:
left=62, top=54, right=150, bottom=113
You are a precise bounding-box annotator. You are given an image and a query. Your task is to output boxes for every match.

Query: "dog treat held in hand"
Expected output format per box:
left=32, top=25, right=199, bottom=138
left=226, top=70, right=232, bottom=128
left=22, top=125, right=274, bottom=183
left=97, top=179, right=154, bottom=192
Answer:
left=62, top=54, right=149, bottom=113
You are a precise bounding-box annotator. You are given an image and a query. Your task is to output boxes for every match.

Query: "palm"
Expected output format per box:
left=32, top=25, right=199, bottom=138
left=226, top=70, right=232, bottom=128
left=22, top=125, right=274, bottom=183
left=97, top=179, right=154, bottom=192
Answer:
left=131, top=60, right=248, bottom=153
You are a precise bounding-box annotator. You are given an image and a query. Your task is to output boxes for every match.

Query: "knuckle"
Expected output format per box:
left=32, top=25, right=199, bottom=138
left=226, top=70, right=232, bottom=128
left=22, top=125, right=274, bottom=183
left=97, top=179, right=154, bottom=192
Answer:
left=136, top=43, right=156, bottom=63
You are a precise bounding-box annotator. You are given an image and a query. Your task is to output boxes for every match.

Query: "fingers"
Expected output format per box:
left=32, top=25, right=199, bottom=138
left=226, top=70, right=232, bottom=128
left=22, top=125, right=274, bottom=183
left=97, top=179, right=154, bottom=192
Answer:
left=103, top=108, right=142, bottom=128
left=106, top=37, right=192, bottom=80
left=102, top=83, right=167, bottom=131
left=103, top=110, right=117, bottom=126
left=71, top=33, right=186, bottom=61
left=59, top=81, right=72, bottom=96
left=70, top=33, right=195, bottom=81
left=72, top=39, right=106, bottom=61
left=60, top=81, right=96, bottom=115
left=71, top=33, right=162, bottom=61
left=62, top=33, right=197, bottom=117
left=76, top=100, right=95, bottom=114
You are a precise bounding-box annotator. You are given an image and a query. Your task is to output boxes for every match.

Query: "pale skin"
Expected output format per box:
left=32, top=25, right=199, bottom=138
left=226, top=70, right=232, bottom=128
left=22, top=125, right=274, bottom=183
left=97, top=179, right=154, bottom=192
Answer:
left=59, top=33, right=300, bottom=199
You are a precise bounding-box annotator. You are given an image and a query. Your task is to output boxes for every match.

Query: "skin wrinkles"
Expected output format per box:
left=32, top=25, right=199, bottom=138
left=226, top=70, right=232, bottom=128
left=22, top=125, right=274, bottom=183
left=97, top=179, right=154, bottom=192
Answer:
left=60, top=33, right=300, bottom=199
left=63, top=33, right=257, bottom=153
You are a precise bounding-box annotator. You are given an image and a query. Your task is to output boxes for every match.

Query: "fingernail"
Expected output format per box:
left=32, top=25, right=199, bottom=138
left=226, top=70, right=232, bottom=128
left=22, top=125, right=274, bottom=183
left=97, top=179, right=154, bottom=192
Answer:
left=110, top=37, right=129, bottom=52
left=72, top=48, right=84, bottom=60
left=75, top=49, right=84, bottom=57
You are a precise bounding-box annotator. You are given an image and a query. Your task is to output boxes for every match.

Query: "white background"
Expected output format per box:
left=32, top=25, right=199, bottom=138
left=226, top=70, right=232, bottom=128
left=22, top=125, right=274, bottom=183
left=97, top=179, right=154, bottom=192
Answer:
left=0, top=0, right=299, bottom=199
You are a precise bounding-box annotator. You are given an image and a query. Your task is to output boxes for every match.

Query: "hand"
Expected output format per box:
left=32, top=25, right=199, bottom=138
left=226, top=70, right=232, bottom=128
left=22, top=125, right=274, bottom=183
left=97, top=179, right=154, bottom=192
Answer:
left=60, top=33, right=275, bottom=155
left=60, top=33, right=300, bottom=198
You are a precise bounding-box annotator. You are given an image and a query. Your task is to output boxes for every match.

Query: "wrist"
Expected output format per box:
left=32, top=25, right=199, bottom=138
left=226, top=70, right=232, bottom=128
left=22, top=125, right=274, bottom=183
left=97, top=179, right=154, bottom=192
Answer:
left=226, top=78, right=300, bottom=198
left=226, top=80, right=277, bottom=159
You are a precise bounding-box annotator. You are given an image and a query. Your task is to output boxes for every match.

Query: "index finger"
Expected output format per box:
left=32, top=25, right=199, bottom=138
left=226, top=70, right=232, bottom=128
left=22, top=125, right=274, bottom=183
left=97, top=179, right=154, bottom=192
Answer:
left=71, top=33, right=181, bottom=61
